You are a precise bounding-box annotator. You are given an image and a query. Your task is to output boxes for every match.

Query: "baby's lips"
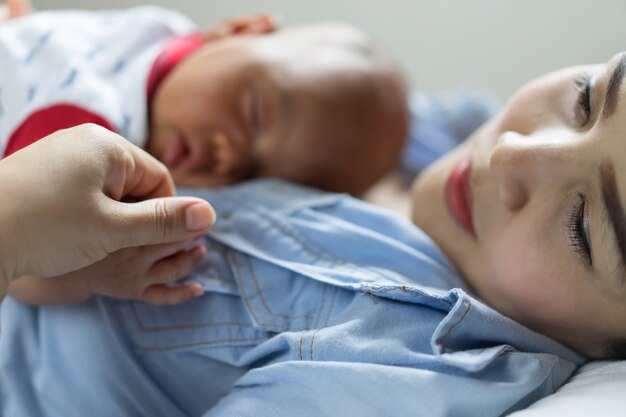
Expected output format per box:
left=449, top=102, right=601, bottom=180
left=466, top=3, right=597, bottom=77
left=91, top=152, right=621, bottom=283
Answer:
left=162, top=134, right=188, bottom=168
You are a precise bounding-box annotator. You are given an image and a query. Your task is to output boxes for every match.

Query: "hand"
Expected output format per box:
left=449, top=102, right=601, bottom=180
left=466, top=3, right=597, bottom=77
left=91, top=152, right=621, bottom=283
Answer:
left=202, top=14, right=278, bottom=42
left=10, top=238, right=208, bottom=305
left=0, top=124, right=215, bottom=293
left=0, top=0, right=31, bottom=21
left=82, top=238, right=207, bottom=305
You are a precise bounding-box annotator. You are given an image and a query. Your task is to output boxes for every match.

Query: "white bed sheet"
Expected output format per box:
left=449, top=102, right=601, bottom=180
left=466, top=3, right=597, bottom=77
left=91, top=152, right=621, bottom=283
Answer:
left=509, top=360, right=626, bottom=416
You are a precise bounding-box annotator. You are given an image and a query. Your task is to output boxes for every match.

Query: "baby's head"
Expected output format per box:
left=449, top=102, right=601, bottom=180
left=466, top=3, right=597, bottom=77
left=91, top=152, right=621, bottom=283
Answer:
left=148, top=18, right=408, bottom=195
left=411, top=52, right=626, bottom=359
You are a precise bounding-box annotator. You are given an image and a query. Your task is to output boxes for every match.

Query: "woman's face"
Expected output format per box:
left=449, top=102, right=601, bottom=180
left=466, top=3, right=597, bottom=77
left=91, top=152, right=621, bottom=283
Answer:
left=411, top=52, right=626, bottom=357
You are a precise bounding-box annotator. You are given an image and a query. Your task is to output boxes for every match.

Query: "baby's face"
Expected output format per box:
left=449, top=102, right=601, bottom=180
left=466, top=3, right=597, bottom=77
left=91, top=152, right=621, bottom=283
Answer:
left=412, top=52, right=626, bottom=358
left=148, top=24, right=407, bottom=194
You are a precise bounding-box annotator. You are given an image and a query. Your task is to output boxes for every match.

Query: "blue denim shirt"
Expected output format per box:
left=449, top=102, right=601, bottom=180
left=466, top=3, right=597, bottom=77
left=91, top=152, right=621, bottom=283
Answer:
left=0, top=180, right=584, bottom=417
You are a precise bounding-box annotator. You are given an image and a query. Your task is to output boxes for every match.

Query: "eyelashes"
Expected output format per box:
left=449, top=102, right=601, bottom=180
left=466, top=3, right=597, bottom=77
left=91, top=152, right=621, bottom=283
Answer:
left=567, top=194, right=592, bottom=266
left=567, top=74, right=594, bottom=267
left=574, top=73, right=592, bottom=126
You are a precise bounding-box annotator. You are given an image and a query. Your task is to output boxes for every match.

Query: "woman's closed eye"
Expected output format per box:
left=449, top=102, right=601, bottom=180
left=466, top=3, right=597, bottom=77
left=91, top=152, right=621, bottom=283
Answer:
left=567, top=193, right=593, bottom=267
left=574, top=73, right=592, bottom=127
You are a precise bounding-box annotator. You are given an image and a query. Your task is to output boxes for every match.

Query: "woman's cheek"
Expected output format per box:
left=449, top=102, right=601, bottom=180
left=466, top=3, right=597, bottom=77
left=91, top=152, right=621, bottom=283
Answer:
left=483, top=234, right=579, bottom=327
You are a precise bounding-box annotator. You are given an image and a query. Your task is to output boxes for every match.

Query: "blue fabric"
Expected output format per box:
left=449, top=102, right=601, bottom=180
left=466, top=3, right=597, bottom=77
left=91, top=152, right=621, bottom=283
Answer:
left=400, top=89, right=499, bottom=177
left=0, top=179, right=584, bottom=417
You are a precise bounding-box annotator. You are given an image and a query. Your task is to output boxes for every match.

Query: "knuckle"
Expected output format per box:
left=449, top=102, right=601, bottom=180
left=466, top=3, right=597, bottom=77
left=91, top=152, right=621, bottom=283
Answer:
left=107, top=141, right=134, bottom=171
left=82, top=123, right=108, bottom=135
left=153, top=199, right=178, bottom=240
left=73, top=124, right=124, bottom=152
left=66, top=122, right=104, bottom=138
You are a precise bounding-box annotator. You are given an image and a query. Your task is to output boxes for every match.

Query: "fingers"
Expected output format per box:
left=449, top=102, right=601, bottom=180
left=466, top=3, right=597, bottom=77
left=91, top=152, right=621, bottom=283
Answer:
left=7, top=0, right=30, bottom=19
left=73, top=126, right=215, bottom=249
left=120, top=142, right=177, bottom=200
left=141, top=283, right=204, bottom=306
left=229, top=14, right=278, bottom=35
left=65, top=124, right=175, bottom=201
left=143, top=238, right=201, bottom=262
left=141, top=245, right=207, bottom=305
left=110, top=197, right=216, bottom=249
left=203, top=14, right=278, bottom=42
left=149, top=244, right=206, bottom=284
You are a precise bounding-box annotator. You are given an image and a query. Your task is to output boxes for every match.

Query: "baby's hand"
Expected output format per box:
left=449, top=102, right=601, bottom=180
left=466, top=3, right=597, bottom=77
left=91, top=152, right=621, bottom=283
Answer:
left=202, top=14, right=278, bottom=42
left=82, top=239, right=206, bottom=305
left=0, top=0, right=31, bottom=21
left=9, top=239, right=206, bottom=306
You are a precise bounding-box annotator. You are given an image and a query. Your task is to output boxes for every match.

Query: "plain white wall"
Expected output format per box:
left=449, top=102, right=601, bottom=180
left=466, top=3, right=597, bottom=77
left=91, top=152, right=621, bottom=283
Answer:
left=33, top=0, right=626, bottom=100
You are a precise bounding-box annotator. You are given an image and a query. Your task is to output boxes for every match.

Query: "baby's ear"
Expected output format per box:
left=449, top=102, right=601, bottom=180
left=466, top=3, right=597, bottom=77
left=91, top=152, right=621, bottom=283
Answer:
left=211, top=132, right=248, bottom=181
left=202, top=14, right=278, bottom=43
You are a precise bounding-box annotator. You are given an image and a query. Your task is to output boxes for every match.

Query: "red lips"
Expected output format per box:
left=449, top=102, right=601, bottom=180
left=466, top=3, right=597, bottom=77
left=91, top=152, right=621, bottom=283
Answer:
left=444, top=157, right=476, bottom=237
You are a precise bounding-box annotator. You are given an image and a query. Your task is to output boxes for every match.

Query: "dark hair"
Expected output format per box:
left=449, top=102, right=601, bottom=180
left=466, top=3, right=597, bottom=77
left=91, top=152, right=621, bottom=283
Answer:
left=603, top=338, right=626, bottom=359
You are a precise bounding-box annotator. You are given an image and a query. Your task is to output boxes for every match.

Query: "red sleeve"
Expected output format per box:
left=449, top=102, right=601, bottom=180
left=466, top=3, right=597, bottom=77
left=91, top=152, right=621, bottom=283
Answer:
left=3, top=103, right=115, bottom=158
left=3, top=34, right=203, bottom=159
left=146, top=33, right=205, bottom=104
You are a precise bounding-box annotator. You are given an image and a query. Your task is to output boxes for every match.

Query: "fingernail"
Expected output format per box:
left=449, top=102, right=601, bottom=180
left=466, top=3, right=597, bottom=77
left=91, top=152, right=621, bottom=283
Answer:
left=192, top=284, right=204, bottom=297
left=185, top=203, right=215, bottom=232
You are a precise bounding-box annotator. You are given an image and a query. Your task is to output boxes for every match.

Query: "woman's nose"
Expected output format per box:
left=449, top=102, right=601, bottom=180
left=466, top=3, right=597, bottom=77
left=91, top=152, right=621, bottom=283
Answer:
left=489, top=130, right=570, bottom=211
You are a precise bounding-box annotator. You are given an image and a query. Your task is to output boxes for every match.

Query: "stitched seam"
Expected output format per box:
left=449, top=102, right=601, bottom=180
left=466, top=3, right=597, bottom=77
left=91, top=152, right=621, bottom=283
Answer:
left=244, top=254, right=313, bottom=319
left=134, top=337, right=267, bottom=352
left=299, top=331, right=305, bottom=360
left=229, top=251, right=288, bottom=332
left=116, top=299, right=266, bottom=352
left=438, top=300, right=472, bottom=352
left=130, top=302, right=254, bottom=332
left=310, top=329, right=320, bottom=361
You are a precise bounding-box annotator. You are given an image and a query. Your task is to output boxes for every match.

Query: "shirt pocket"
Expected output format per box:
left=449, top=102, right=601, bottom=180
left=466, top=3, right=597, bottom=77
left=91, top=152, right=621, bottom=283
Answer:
left=227, top=250, right=335, bottom=333
left=108, top=245, right=334, bottom=352
left=109, top=243, right=269, bottom=353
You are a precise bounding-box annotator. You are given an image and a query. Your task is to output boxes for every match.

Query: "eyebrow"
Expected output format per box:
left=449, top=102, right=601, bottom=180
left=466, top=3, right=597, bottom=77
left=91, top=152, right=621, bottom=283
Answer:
left=600, top=161, right=626, bottom=278
left=602, top=54, right=626, bottom=119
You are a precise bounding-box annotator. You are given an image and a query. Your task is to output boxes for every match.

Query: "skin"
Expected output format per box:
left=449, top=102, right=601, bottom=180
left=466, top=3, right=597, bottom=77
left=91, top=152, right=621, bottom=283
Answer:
left=411, top=53, right=626, bottom=358
left=0, top=0, right=30, bottom=21
left=7, top=19, right=408, bottom=307
left=1, top=124, right=215, bottom=304
left=148, top=22, right=408, bottom=195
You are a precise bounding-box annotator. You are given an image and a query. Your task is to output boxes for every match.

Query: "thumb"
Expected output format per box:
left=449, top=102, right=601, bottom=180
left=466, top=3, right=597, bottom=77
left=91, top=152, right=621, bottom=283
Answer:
left=109, top=197, right=216, bottom=249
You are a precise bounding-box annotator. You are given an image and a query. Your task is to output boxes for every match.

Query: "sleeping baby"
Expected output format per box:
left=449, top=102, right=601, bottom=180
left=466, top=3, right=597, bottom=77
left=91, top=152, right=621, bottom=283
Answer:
left=0, top=7, right=407, bottom=194
left=1, top=6, right=408, bottom=305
